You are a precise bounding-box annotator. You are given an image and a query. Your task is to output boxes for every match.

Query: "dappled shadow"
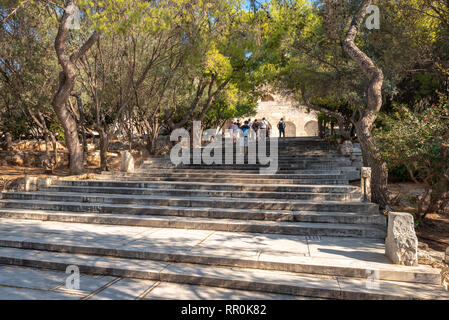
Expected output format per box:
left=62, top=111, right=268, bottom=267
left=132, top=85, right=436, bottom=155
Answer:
left=315, top=248, right=389, bottom=264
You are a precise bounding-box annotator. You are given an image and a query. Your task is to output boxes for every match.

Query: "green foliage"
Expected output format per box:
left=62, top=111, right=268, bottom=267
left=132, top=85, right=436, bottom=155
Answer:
left=375, top=104, right=449, bottom=176
left=49, top=123, right=65, bottom=143
left=374, top=102, right=449, bottom=218
left=0, top=116, right=28, bottom=140
left=387, top=164, right=411, bottom=182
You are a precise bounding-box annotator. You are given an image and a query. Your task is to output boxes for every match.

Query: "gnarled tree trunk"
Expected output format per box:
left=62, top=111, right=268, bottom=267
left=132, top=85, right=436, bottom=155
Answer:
left=343, top=0, right=389, bottom=209
left=98, top=128, right=109, bottom=172
left=52, top=1, right=99, bottom=175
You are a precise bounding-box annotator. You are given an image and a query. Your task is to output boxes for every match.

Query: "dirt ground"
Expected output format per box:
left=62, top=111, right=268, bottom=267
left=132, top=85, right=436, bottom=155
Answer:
left=387, top=183, right=449, bottom=252
left=0, top=154, right=132, bottom=192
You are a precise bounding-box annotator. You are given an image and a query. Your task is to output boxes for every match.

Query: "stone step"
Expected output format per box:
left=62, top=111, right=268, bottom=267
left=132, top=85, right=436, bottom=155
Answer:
left=97, top=174, right=349, bottom=185
left=146, top=153, right=346, bottom=159
left=189, top=145, right=335, bottom=150
left=0, top=209, right=386, bottom=238
left=177, top=164, right=352, bottom=170
left=41, top=186, right=363, bottom=201
left=144, top=156, right=350, bottom=163
left=144, top=162, right=353, bottom=169
left=54, top=180, right=361, bottom=194
left=107, top=172, right=347, bottom=180
left=0, top=247, right=446, bottom=299
left=0, top=192, right=379, bottom=213
left=143, top=152, right=350, bottom=161
left=190, top=141, right=334, bottom=146
left=135, top=168, right=361, bottom=179
left=139, top=162, right=352, bottom=169
left=0, top=221, right=434, bottom=284
left=0, top=199, right=386, bottom=223
left=136, top=168, right=346, bottom=175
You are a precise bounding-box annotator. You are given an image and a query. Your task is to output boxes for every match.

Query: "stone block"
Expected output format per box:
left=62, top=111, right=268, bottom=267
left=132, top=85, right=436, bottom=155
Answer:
left=24, top=177, right=38, bottom=192
left=38, top=177, right=54, bottom=188
left=361, top=167, right=371, bottom=202
left=385, top=212, right=418, bottom=266
left=121, top=152, right=135, bottom=173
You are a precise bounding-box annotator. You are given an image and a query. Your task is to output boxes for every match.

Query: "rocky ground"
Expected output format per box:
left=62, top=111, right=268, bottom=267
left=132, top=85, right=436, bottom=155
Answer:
left=388, top=182, right=449, bottom=252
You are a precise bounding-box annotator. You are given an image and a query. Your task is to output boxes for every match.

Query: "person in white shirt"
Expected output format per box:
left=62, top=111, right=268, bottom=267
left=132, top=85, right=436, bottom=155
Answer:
left=259, top=118, right=268, bottom=138
left=232, top=121, right=240, bottom=143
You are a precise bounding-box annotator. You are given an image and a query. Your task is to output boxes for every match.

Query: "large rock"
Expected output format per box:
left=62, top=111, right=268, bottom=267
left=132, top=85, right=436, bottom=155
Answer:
left=361, top=167, right=372, bottom=202
left=385, top=212, right=418, bottom=266
left=419, top=249, right=446, bottom=269
left=121, top=152, right=134, bottom=173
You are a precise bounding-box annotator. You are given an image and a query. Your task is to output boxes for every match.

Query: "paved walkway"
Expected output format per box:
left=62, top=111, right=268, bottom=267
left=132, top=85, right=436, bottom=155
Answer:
left=0, top=218, right=439, bottom=283
left=0, top=264, right=306, bottom=300
left=0, top=218, right=387, bottom=265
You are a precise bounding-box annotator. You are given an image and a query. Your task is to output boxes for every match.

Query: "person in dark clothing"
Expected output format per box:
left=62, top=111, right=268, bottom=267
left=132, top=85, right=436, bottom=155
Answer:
left=240, top=121, right=251, bottom=155
left=252, top=119, right=260, bottom=138
left=278, top=118, right=286, bottom=138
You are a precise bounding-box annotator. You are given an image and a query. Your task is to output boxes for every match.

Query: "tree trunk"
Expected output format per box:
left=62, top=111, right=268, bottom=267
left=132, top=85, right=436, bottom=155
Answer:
left=50, top=132, right=58, bottom=168
left=43, top=131, right=52, bottom=172
left=98, top=128, right=109, bottom=172
left=4, top=132, right=12, bottom=151
left=355, top=121, right=389, bottom=208
left=342, top=0, right=389, bottom=209
left=53, top=76, right=84, bottom=175
left=52, top=1, right=99, bottom=175
left=146, top=134, right=157, bottom=155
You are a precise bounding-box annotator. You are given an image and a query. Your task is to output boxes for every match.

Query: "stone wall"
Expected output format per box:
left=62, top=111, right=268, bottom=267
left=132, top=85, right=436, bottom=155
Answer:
left=247, top=94, right=318, bottom=137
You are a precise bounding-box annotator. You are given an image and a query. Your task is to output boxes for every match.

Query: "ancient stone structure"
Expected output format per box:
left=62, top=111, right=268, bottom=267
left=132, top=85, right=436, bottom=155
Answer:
left=361, top=167, right=372, bottom=202
left=121, top=152, right=135, bottom=173
left=1, top=138, right=449, bottom=298
left=385, top=212, right=419, bottom=266
left=250, top=93, right=319, bottom=137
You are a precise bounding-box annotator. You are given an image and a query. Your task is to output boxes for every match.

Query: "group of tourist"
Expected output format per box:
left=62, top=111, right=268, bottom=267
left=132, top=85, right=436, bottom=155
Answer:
left=226, top=118, right=287, bottom=155
left=228, top=118, right=287, bottom=140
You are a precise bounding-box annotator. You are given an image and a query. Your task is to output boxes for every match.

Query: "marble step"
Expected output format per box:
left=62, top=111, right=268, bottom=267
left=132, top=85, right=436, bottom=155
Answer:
left=54, top=180, right=361, bottom=194
left=0, top=209, right=386, bottom=238
left=176, top=164, right=353, bottom=170
left=0, top=247, right=446, bottom=299
left=134, top=168, right=346, bottom=175
left=0, top=206, right=386, bottom=226
left=106, top=172, right=347, bottom=180
left=41, top=186, right=363, bottom=201
left=143, top=155, right=348, bottom=163
left=97, top=174, right=349, bottom=185
left=1, top=192, right=379, bottom=213
left=0, top=223, right=435, bottom=284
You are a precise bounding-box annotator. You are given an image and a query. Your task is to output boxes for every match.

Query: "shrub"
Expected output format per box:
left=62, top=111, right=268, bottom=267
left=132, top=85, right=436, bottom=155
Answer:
left=374, top=103, right=449, bottom=222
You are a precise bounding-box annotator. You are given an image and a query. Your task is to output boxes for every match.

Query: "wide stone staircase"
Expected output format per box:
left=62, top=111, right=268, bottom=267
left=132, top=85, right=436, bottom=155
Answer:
left=0, top=137, right=447, bottom=299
